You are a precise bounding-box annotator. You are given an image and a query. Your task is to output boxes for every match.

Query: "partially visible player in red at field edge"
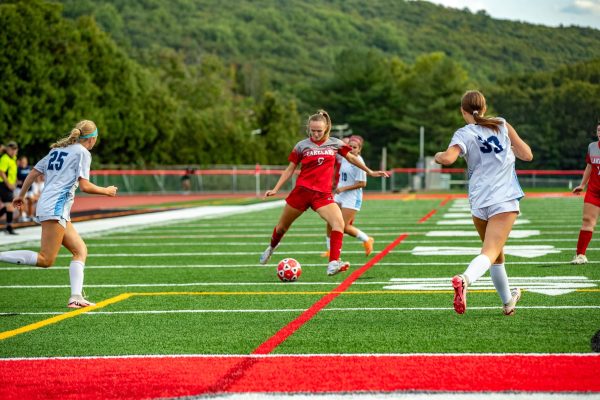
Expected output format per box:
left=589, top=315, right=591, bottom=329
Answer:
left=571, top=122, right=600, bottom=265
left=260, top=109, right=388, bottom=276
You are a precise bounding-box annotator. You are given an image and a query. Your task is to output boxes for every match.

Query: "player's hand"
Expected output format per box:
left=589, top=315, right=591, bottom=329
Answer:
left=369, top=170, right=389, bottom=178
left=105, top=186, right=118, bottom=197
left=264, top=189, right=277, bottom=198
left=12, top=197, right=24, bottom=209
left=572, top=185, right=584, bottom=195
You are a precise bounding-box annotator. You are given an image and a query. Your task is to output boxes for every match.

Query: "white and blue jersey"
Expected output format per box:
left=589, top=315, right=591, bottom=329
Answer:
left=334, top=156, right=367, bottom=210
left=34, top=143, right=91, bottom=221
left=449, top=118, right=524, bottom=209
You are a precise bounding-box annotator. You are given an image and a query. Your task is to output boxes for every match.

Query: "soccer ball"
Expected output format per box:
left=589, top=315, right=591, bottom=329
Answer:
left=276, top=258, right=302, bottom=282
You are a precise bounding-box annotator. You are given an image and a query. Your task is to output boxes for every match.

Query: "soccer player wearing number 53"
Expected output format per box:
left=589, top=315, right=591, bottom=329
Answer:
left=434, top=90, right=533, bottom=316
left=0, top=120, right=118, bottom=308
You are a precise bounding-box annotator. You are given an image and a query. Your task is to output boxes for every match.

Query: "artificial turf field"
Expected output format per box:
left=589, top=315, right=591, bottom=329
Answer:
left=1, top=195, right=599, bottom=398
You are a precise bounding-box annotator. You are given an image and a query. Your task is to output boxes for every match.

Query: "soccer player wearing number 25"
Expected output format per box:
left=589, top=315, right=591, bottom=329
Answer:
left=260, top=110, right=388, bottom=276
left=435, top=90, right=533, bottom=316
left=571, top=122, right=600, bottom=265
left=0, top=120, right=118, bottom=308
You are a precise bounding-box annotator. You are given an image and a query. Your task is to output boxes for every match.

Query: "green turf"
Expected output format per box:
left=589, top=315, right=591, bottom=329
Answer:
left=0, top=196, right=599, bottom=357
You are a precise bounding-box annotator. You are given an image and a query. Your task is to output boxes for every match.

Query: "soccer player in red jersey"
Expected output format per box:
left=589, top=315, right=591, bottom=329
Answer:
left=260, top=110, right=388, bottom=275
left=571, top=122, right=600, bottom=264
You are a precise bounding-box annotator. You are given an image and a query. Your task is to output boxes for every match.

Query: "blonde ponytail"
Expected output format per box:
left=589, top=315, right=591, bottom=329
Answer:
left=51, top=120, right=97, bottom=148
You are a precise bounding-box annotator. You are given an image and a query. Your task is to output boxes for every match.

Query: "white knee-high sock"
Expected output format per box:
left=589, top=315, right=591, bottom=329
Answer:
left=69, top=261, right=85, bottom=296
left=490, top=263, right=511, bottom=304
left=355, top=229, right=369, bottom=242
left=463, top=254, right=491, bottom=285
left=0, top=250, right=38, bottom=266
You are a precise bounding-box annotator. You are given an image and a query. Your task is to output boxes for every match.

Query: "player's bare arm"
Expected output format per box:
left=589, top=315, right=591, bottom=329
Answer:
left=573, top=164, right=592, bottom=194
left=79, top=178, right=118, bottom=196
left=335, top=180, right=366, bottom=194
left=264, top=162, right=297, bottom=198
left=345, top=152, right=389, bottom=177
left=12, top=168, right=43, bottom=209
left=506, top=122, right=533, bottom=161
left=435, top=144, right=461, bottom=166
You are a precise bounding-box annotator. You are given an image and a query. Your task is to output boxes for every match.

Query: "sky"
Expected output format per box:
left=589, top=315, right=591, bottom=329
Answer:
left=423, top=0, right=600, bottom=30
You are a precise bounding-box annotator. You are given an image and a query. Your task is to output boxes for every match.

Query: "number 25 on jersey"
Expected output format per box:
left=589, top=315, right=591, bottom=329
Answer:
left=47, top=151, right=68, bottom=171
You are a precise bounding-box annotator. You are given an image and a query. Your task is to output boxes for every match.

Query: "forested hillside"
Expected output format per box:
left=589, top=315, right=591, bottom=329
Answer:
left=58, top=0, right=600, bottom=90
left=1, top=0, right=599, bottom=169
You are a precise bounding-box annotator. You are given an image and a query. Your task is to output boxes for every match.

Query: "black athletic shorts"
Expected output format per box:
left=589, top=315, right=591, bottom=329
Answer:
left=0, top=182, right=14, bottom=203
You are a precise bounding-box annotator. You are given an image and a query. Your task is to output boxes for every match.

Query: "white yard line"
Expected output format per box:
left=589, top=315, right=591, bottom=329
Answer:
left=2, top=260, right=599, bottom=271
left=0, top=201, right=285, bottom=248
left=3, top=305, right=600, bottom=316
left=3, top=278, right=600, bottom=288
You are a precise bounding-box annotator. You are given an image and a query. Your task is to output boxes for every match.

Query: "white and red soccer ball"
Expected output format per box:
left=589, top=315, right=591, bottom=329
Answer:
left=277, top=258, right=302, bottom=282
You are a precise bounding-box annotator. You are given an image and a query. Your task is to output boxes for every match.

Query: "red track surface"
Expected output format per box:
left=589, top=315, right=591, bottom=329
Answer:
left=1, top=354, right=599, bottom=399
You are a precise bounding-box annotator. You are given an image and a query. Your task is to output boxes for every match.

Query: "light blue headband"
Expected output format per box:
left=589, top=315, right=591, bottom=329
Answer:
left=79, top=128, right=98, bottom=140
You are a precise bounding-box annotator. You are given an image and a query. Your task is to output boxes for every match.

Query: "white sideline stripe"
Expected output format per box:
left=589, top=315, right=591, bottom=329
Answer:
left=52, top=247, right=596, bottom=257
left=75, top=238, right=583, bottom=247
left=75, top=230, right=581, bottom=240
left=0, top=201, right=285, bottom=246
left=3, top=279, right=600, bottom=288
left=3, top=260, right=600, bottom=271
left=3, top=305, right=599, bottom=316
left=2, top=352, right=597, bottom=361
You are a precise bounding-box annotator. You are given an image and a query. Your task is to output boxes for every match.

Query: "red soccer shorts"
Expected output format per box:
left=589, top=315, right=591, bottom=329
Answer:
left=286, top=186, right=335, bottom=211
left=584, top=190, right=600, bottom=208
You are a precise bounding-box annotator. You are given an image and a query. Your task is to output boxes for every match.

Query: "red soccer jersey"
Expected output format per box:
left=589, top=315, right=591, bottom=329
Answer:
left=288, top=137, right=351, bottom=193
left=586, top=141, right=600, bottom=195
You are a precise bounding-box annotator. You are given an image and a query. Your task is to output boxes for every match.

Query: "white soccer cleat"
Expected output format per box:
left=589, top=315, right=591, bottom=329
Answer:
left=503, top=288, right=522, bottom=316
left=327, top=260, right=350, bottom=276
left=571, top=254, right=588, bottom=265
left=67, top=295, right=96, bottom=309
left=259, top=245, right=278, bottom=265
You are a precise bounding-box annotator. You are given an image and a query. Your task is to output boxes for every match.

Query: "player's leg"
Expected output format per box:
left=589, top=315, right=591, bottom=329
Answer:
left=451, top=216, right=489, bottom=314
left=341, top=207, right=373, bottom=256
left=316, top=203, right=349, bottom=275
left=260, top=204, right=304, bottom=264
left=61, top=221, right=94, bottom=308
left=0, top=220, right=64, bottom=266
left=573, top=202, right=600, bottom=264
left=322, top=222, right=333, bottom=258
left=472, top=216, right=512, bottom=308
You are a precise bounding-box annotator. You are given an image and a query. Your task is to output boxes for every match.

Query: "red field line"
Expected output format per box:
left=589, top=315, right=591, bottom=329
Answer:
left=1, top=354, right=599, bottom=399
left=418, top=209, right=437, bottom=223
left=253, top=234, right=409, bottom=355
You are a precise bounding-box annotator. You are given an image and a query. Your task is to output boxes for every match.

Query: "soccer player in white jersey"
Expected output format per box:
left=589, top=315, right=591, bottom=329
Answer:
left=0, top=120, right=118, bottom=308
left=322, top=135, right=375, bottom=257
left=434, top=90, right=533, bottom=316
left=260, top=110, right=388, bottom=276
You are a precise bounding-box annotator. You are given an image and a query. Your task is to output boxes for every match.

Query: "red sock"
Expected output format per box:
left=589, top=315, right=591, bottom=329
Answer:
left=576, top=230, right=593, bottom=255
left=329, top=230, right=343, bottom=262
left=270, top=227, right=285, bottom=248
